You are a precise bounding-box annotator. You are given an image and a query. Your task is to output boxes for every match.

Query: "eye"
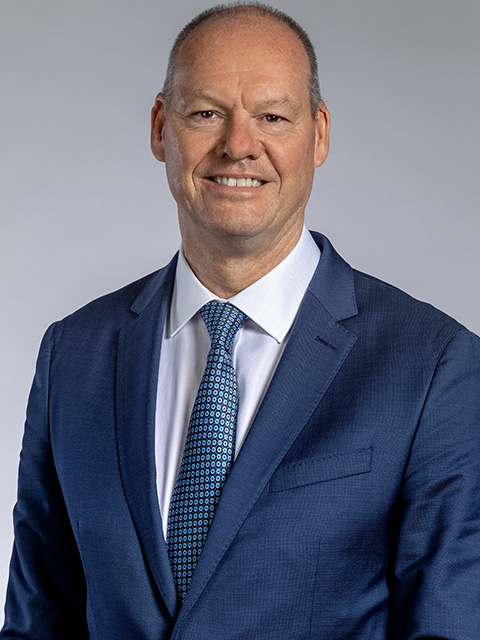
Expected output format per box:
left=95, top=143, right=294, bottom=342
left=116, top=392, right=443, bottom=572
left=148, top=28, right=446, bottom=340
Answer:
left=263, top=114, right=284, bottom=123
left=195, top=110, right=216, bottom=119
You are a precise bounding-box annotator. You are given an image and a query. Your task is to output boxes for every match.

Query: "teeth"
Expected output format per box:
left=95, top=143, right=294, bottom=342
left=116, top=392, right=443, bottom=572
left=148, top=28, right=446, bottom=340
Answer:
left=211, top=176, right=263, bottom=187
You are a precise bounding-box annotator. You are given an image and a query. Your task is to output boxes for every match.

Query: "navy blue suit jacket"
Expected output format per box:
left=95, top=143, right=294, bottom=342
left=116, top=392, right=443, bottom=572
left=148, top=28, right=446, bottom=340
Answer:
left=3, top=232, right=480, bottom=639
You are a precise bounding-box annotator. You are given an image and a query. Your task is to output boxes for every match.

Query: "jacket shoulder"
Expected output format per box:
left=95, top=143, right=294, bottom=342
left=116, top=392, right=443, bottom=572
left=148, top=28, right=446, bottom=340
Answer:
left=51, top=255, right=177, bottom=342
left=351, top=267, right=477, bottom=357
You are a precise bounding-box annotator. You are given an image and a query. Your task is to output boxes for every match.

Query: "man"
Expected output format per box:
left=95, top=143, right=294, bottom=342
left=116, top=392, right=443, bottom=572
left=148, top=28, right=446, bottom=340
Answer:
left=2, top=3, right=480, bottom=639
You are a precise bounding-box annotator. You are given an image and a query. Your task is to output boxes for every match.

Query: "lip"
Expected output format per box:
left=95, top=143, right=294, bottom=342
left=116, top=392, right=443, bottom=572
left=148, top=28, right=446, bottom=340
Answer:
left=205, top=175, right=269, bottom=188
left=207, top=174, right=267, bottom=181
left=203, top=177, right=270, bottom=192
left=199, top=177, right=271, bottom=199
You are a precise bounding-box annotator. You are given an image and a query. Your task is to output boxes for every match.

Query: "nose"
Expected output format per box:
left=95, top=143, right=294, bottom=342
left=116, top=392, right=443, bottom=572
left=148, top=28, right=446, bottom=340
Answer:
left=219, top=115, right=262, bottom=161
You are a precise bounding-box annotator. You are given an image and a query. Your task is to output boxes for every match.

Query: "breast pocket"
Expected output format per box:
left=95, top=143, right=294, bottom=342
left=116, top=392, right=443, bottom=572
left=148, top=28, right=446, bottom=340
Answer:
left=269, top=447, right=373, bottom=492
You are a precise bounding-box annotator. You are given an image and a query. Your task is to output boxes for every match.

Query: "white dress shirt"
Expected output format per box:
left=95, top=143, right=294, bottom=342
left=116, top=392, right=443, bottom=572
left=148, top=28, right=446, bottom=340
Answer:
left=155, top=227, right=320, bottom=536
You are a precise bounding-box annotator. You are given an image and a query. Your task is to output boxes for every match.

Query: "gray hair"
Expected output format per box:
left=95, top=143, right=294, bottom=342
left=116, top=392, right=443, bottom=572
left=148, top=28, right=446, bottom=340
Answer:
left=161, top=2, right=322, bottom=118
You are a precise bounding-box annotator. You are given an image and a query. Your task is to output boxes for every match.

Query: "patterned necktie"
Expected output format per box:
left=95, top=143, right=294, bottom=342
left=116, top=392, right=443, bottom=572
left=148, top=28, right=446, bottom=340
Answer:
left=167, top=301, right=247, bottom=599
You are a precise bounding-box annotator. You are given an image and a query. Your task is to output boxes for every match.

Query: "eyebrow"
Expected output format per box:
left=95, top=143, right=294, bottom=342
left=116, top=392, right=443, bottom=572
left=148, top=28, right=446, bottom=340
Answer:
left=183, top=92, right=303, bottom=116
left=259, top=97, right=303, bottom=118
left=184, top=92, right=227, bottom=108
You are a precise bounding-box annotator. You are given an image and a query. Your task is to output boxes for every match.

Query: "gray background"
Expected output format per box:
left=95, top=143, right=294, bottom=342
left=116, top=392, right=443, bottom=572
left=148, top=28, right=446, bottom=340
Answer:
left=1, top=0, right=479, bottom=615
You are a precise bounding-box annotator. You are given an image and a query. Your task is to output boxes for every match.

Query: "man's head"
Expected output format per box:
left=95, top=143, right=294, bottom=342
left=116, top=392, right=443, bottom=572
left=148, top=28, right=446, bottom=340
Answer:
left=151, top=3, right=330, bottom=276
left=161, top=2, right=323, bottom=119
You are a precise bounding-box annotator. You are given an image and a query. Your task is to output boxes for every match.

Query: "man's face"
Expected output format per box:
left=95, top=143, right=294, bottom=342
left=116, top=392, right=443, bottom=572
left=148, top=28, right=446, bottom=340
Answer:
left=151, top=16, right=330, bottom=256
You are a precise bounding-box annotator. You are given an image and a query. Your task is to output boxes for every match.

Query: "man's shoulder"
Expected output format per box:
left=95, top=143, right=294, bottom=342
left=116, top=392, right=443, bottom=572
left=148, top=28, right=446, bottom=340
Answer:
left=351, top=265, right=479, bottom=357
left=52, top=254, right=178, bottom=340
left=311, top=231, right=474, bottom=346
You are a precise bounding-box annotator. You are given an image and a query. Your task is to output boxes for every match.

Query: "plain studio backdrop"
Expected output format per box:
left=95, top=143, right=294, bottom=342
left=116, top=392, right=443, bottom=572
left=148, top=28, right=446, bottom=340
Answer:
left=1, top=0, right=479, bottom=616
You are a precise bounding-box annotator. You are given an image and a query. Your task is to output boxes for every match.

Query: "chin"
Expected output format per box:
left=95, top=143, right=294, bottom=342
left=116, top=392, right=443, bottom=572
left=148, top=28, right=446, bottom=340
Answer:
left=198, top=208, right=271, bottom=238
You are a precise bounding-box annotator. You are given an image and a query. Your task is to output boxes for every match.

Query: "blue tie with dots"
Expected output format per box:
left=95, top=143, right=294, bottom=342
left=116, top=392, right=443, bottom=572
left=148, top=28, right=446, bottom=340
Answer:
left=167, top=300, right=247, bottom=599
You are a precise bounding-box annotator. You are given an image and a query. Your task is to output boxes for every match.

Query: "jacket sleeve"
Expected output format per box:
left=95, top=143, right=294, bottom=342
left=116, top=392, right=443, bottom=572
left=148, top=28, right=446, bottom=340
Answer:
left=1, top=323, right=89, bottom=639
left=390, top=328, right=480, bottom=640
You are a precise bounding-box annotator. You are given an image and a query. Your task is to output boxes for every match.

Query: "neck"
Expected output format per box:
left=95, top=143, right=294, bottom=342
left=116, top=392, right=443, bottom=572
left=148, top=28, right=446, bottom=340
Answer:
left=181, top=225, right=303, bottom=299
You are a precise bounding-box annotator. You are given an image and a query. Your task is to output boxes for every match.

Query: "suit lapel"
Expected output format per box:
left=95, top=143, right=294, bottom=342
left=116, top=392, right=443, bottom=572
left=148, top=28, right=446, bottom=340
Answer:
left=175, top=233, right=359, bottom=626
left=116, top=256, right=180, bottom=619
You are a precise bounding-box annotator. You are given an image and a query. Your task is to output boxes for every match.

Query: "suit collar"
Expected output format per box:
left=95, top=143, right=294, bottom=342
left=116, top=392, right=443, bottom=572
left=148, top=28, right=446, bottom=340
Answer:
left=116, top=254, right=180, bottom=619
left=307, top=231, right=358, bottom=321
left=170, top=226, right=320, bottom=344
left=127, top=231, right=356, bottom=323
left=129, top=253, right=178, bottom=316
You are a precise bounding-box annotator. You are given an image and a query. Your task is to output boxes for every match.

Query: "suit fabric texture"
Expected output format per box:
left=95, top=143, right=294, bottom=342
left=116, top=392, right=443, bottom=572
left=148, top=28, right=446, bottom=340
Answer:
left=2, top=232, right=480, bottom=639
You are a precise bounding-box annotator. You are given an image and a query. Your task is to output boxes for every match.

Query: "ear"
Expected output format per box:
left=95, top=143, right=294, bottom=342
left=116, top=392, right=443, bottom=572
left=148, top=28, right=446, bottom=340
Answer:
left=314, top=101, right=330, bottom=168
left=151, top=93, right=167, bottom=162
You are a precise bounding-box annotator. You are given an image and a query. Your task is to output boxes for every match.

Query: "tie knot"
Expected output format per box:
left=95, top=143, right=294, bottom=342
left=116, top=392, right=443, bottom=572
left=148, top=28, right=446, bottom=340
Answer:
left=200, top=301, right=247, bottom=354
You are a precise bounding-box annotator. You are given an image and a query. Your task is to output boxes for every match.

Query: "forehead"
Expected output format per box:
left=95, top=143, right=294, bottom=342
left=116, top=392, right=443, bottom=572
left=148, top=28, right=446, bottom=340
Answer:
left=174, top=15, right=310, bottom=96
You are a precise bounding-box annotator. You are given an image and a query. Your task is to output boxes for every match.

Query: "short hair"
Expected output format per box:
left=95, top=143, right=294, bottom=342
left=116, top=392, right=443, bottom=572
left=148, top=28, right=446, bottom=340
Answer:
left=161, top=2, right=322, bottom=118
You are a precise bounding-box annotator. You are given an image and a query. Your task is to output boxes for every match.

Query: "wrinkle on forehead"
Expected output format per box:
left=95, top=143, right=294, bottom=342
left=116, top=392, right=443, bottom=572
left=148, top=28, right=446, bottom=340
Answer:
left=172, top=18, right=311, bottom=112
left=174, top=87, right=304, bottom=120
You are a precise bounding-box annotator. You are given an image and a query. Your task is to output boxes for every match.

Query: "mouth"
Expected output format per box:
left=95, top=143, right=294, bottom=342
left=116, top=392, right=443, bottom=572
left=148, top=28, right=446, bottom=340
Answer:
left=208, top=176, right=266, bottom=188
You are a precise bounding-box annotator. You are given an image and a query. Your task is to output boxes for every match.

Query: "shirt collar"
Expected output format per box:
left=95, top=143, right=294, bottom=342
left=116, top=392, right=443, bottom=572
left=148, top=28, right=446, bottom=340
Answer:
left=169, top=226, right=320, bottom=343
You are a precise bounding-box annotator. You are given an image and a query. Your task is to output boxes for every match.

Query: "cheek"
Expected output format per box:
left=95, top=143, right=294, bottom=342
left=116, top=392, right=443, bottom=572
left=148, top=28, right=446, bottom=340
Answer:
left=274, top=132, right=315, bottom=171
left=166, top=135, right=210, bottom=186
left=274, top=141, right=317, bottom=208
left=164, top=145, right=195, bottom=197
left=297, top=138, right=317, bottom=177
left=277, top=146, right=315, bottom=186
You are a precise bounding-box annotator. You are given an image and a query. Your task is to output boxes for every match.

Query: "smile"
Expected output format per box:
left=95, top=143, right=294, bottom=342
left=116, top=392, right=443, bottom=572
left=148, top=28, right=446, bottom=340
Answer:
left=209, top=176, right=265, bottom=187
